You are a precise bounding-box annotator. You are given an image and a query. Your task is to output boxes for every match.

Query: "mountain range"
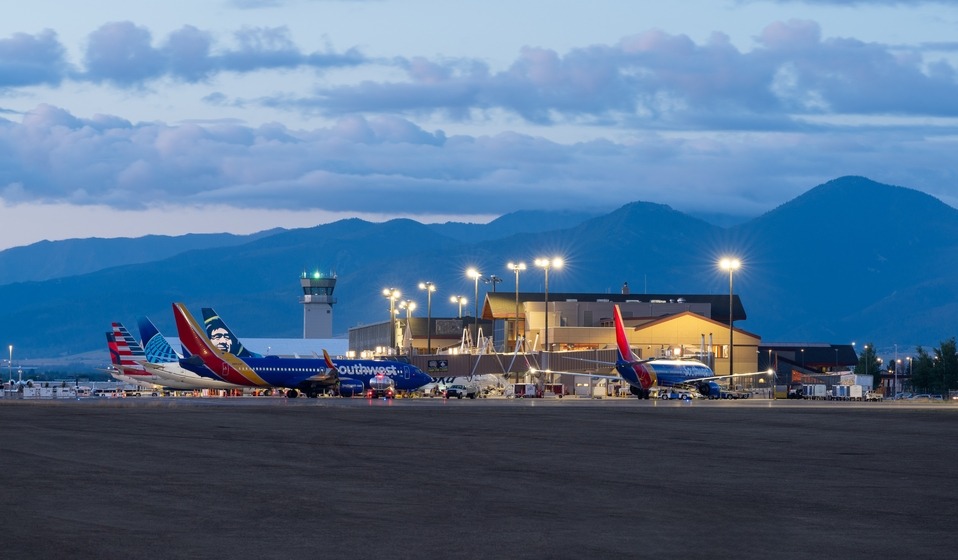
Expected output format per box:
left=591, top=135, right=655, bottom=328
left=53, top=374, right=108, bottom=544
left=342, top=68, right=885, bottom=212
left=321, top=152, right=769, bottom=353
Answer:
left=2, top=175, right=955, bottom=364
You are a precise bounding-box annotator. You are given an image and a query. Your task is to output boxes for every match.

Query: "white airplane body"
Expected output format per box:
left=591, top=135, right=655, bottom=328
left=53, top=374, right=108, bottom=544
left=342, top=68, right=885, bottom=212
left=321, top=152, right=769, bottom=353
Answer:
left=422, top=373, right=505, bottom=395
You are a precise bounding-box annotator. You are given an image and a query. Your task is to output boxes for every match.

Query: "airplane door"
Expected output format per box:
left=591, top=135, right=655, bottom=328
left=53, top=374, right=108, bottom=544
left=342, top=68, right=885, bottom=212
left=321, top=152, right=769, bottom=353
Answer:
left=404, top=366, right=410, bottom=380
left=222, top=363, right=231, bottom=380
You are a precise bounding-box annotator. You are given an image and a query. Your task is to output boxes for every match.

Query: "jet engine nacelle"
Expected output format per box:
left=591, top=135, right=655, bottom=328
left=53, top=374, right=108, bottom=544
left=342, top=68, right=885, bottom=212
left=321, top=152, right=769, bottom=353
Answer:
left=338, top=379, right=364, bottom=397
left=698, top=381, right=722, bottom=399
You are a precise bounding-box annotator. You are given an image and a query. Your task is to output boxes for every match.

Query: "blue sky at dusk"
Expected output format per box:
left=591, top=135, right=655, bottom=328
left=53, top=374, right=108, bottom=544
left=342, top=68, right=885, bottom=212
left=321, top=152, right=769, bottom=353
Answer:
left=2, top=0, right=957, bottom=249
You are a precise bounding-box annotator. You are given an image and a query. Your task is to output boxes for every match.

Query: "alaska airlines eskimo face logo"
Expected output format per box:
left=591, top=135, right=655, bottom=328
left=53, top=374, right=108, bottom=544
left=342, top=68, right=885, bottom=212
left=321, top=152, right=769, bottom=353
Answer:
left=336, top=363, right=401, bottom=377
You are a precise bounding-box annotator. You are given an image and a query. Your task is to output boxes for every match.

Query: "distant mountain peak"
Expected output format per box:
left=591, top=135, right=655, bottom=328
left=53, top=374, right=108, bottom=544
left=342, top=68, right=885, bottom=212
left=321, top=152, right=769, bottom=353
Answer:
left=753, top=175, right=955, bottom=227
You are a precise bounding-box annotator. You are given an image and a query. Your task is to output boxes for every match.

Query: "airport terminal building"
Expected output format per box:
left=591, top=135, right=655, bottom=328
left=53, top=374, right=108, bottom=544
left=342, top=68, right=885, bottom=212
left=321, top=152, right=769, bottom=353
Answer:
left=349, top=291, right=762, bottom=381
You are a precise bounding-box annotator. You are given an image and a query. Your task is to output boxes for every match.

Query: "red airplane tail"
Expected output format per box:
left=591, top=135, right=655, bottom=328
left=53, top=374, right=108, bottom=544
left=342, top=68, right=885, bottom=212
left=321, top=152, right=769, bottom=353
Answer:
left=612, top=305, right=656, bottom=390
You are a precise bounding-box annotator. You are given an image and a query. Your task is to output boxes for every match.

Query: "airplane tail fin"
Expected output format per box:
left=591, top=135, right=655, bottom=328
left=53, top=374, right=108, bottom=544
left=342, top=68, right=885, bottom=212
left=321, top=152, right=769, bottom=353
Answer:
left=613, top=305, right=635, bottom=363
left=322, top=349, right=336, bottom=370
left=173, top=302, right=269, bottom=388
left=612, top=305, right=656, bottom=390
left=136, top=316, right=179, bottom=364
left=173, top=303, right=218, bottom=359
left=200, top=308, right=261, bottom=357
left=109, top=322, right=148, bottom=374
left=106, top=332, right=122, bottom=366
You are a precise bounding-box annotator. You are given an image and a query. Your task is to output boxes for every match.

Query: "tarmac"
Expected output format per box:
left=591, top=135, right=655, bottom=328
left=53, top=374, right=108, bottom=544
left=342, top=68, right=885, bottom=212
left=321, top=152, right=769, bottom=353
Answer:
left=0, top=397, right=955, bottom=559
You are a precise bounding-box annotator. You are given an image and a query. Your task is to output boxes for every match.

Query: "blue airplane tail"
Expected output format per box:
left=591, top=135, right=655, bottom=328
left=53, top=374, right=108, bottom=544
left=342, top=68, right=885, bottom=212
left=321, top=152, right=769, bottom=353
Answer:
left=137, top=316, right=179, bottom=364
left=200, top=308, right=261, bottom=358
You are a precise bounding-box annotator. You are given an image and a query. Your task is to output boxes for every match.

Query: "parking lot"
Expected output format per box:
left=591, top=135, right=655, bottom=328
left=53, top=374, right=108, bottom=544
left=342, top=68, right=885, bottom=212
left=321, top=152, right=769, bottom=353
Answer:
left=0, top=397, right=955, bottom=559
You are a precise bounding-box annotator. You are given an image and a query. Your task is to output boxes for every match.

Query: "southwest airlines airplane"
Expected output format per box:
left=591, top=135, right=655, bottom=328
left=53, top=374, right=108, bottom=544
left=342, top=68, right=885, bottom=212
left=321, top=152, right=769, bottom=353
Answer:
left=172, top=302, right=433, bottom=397
left=538, top=304, right=768, bottom=399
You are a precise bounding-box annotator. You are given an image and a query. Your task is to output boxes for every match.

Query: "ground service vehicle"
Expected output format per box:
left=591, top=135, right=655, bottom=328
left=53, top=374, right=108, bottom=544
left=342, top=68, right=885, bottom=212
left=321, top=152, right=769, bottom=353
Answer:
left=366, top=374, right=396, bottom=399
left=444, top=383, right=479, bottom=399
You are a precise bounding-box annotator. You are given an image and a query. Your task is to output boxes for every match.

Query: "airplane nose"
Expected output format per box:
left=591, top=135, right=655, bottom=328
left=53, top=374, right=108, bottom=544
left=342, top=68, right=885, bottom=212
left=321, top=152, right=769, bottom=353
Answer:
left=415, top=369, right=431, bottom=385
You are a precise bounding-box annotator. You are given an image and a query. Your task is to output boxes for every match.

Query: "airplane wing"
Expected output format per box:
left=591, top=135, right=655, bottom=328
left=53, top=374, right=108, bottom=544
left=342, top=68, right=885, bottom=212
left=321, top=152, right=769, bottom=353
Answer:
left=529, top=367, right=621, bottom=381
left=676, top=370, right=774, bottom=384
left=530, top=367, right=773, bottom=391
left=558, top=356, right=618, bottom=367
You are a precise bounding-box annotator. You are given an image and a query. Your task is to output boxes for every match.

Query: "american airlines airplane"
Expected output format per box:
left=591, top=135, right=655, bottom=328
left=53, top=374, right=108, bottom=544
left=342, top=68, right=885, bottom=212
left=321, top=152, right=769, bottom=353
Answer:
left=105, top=328, right=164, bottom=389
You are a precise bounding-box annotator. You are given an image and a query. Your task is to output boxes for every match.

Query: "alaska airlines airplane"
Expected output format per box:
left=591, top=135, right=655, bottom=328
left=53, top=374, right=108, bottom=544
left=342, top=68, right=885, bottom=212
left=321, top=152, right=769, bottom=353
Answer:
left=173, top=302, right=433, bottom=397
left=133, top=317, right=248, bottom=390
left=199, top=308, right=261, bottom=358
left=538, top=304, right=767, bottom=399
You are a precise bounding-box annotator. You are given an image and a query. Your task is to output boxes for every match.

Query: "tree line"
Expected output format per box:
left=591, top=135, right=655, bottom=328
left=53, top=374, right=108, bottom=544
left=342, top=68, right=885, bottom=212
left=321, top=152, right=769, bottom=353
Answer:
left=855, top=338, right=958, bottom=394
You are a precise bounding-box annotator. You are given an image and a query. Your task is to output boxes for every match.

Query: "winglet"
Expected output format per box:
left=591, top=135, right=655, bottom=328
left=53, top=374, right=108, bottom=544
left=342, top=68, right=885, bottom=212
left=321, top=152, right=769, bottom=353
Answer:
left=322, top=349, right=337, bottom=370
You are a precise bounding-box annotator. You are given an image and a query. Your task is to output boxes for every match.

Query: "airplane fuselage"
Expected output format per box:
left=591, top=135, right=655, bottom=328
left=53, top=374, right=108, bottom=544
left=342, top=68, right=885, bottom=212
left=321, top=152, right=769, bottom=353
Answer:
left=173, top=302, right=432, bottom=395
left=142, top=361, right=246, bottom=390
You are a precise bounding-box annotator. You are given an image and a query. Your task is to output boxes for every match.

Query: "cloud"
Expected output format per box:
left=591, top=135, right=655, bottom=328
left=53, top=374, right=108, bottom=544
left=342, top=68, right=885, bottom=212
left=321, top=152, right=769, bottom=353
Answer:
left=7, top=18, right=957, bottom=127
left=83, top=22, right=167, bottom=86
left=2, top=103, right=958, bottom=223
left=0, top=30, right=70, bottom=88
left=2, top=15, right=958, bottom=228
left=257, top=19, right=958, bottom=128
left=0, top=21, right=368, bottom=88
left=739, top=1, right=953, bottom=5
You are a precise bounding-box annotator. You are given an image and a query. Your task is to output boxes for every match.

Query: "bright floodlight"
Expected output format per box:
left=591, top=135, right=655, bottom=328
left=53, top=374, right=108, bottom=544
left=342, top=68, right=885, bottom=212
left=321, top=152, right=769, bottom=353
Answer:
left=534, top=257, right=563, bottom=269
left=719, top=257, right=741, bottom=271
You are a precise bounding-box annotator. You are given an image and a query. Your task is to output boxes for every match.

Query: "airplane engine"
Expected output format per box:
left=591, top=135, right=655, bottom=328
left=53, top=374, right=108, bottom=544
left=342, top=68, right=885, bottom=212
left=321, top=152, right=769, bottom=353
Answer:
left=698, top=381, right=722, bottom=399
left=338, top=379, right=364, bottom=397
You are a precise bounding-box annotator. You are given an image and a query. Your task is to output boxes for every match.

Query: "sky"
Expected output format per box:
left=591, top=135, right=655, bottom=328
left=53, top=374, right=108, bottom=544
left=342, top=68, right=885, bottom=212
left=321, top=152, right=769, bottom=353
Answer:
left=2, top=0, right=958, bottom=250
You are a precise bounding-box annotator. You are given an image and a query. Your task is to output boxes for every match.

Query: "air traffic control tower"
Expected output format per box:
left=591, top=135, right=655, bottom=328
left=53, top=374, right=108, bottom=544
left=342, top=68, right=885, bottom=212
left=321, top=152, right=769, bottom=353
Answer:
left=300, top=271, right=337, bottom=338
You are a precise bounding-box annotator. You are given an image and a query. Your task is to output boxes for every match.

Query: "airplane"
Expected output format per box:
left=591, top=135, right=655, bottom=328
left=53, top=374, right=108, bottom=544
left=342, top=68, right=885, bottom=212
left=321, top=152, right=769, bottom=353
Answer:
left=173, top=302, right=434, bottom=397
left=536, top=304, right=769, bottom=399
left=420, top=374, right=505, bottom=397
left=199, top=308, right=261, bottom=358
left=105, top=328, right=165, bottom=390
left=133, top=317, right=249, bottom=391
